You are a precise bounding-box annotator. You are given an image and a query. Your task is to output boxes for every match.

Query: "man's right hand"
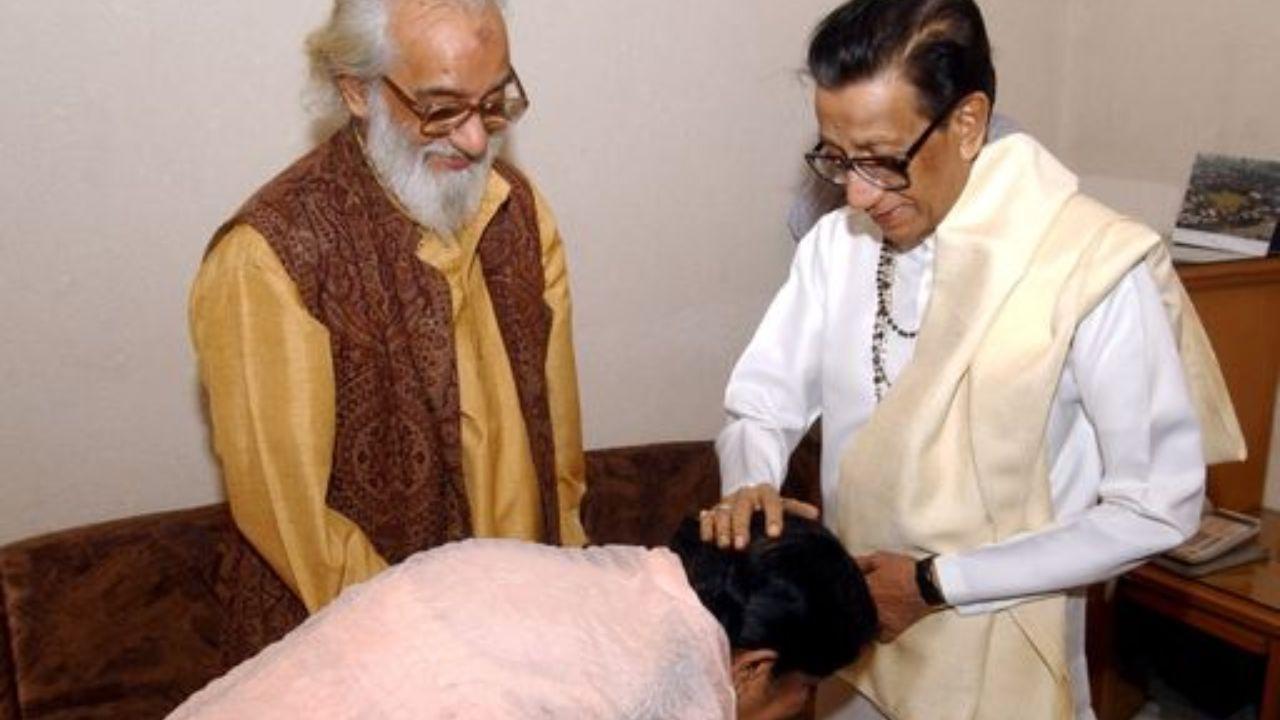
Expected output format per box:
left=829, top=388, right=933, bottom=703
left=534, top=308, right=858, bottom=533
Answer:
left=698, top=483, right=820, bottom=550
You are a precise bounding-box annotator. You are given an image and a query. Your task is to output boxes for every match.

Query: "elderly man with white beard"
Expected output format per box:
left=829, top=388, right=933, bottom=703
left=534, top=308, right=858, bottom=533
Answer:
left=190, top=0, right=586, bottom=665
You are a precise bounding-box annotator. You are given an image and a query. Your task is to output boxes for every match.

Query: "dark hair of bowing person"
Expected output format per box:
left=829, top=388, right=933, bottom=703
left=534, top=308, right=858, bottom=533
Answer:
left=672, top=514, right=878, bottom=719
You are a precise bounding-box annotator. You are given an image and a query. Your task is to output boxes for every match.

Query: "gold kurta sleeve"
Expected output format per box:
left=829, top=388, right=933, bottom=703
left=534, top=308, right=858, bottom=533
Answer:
left=190, top=226, right=388, bottom=613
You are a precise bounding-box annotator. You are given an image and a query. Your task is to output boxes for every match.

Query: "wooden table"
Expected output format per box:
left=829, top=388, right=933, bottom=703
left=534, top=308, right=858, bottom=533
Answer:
left=1105, top=511, right=1280, bottom=719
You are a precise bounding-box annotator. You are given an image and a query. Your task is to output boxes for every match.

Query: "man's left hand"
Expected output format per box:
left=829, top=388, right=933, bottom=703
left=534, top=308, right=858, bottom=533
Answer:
left=856, top=551, right=933, bottom=642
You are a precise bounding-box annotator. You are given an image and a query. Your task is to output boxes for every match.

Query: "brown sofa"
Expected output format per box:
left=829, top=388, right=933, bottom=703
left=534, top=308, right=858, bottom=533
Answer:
left=0, top=438, right=820, bottom=720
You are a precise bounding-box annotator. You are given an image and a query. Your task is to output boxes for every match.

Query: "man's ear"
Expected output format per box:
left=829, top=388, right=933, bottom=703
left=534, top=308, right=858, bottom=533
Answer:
left=951, top=91, right=992, bottom=162
left=731, top=648, right=779, bottom=696
left=336, top=75, right=370, bottom=120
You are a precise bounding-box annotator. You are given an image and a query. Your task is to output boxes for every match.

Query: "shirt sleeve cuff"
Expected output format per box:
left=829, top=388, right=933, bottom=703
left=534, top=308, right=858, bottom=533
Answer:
left=933, top=553, right=1023, bottom=615
left=715, top=423, right=787, bottom=495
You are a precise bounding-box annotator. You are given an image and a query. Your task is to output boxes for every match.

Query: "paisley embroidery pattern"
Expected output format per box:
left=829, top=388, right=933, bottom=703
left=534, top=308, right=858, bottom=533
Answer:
left=208, top=126, right=558, bottom=663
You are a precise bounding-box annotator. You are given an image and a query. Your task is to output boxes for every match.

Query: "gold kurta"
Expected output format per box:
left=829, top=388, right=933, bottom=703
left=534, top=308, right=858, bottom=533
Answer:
left=191, top=171, right=586, bottom=613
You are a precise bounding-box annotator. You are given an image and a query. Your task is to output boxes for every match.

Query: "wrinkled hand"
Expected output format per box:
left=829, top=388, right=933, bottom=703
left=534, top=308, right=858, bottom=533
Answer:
left=857, top=552, right=933, bottom=642
left=698, top=483, right=820, bottom=550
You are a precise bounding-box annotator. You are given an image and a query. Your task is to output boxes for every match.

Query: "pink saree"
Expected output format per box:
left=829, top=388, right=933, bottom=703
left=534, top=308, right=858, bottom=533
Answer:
left=168, top=539, right=735, bottom=719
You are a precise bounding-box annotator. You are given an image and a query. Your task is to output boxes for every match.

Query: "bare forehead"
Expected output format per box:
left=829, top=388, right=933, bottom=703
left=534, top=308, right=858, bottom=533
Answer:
left=815, top=72, right=925, bottom=149
left=388, top=0, right=509, bottom=85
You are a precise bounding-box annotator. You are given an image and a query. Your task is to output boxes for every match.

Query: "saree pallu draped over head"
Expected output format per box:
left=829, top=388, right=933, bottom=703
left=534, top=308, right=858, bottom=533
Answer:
left=836, top=133, right=1245, bottom=720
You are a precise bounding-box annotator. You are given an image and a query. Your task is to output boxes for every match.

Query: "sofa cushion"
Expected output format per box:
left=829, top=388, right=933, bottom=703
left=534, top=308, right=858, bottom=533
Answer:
left=0, top=505, right=233, bottom=720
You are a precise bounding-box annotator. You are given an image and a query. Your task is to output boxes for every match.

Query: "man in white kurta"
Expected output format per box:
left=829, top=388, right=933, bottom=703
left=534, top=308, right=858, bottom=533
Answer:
left=707, top=1, right=1243, bottom=718
left=719, top=134, right=1220, bottom=717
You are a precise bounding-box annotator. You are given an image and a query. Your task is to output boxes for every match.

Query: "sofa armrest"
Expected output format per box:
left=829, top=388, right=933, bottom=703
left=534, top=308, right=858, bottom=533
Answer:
left=0, top=504, right=235, bottom=720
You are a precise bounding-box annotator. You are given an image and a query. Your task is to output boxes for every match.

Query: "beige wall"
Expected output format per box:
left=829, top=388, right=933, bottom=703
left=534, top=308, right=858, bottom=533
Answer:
left=1060, top=0, right=1280, bottom=232
left=1, top=0, right=1277, bottom=544
left=0, top=1, right=331, bottom=544
left=980, top=0, right=1071, bottom=149
left=504, top=0, right=835, bottom=448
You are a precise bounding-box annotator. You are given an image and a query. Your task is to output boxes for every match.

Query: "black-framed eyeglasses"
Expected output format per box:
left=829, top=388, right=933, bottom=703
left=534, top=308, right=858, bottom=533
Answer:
left=804, top=96, right=963, bottom=191
left=380, top=70, right=530, bottom=139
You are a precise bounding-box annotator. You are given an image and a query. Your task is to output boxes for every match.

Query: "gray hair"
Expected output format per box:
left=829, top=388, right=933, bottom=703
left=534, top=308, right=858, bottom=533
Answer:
left=307, top=0, right=391, bottom=87
left=306, top=0, right=505, bottom=105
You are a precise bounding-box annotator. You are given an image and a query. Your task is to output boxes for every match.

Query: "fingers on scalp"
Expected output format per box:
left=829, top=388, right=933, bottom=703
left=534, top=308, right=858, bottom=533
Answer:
left=699, top=508, right=714, bottom=540
left=780, top=498, right=819, bottom=518
left=731, top=504, right=753, bottom=544
left=716, top=503, right=734, bottom=547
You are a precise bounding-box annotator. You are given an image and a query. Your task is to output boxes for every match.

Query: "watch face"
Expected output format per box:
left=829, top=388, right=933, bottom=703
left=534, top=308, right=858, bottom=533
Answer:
left=915, top=556, right=945, bottom=607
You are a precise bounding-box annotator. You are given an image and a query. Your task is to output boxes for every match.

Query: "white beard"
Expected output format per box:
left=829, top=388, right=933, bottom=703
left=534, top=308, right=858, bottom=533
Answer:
left=364, top=90, right=503, bottom=236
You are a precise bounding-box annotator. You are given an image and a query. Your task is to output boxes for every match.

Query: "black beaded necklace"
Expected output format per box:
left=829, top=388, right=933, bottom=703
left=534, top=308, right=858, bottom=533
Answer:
left=872, top=242, right=920, bottom=402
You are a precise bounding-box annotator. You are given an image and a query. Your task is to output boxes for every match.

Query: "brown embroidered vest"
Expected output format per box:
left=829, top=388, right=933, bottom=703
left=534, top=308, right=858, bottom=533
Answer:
left=209, top=125, right=561, bottom=666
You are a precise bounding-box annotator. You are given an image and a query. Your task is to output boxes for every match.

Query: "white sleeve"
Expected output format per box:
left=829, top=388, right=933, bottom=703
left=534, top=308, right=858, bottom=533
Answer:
left=935, top=264, right=1206, bottom=612
left=715, top=232, right=828, bottom=495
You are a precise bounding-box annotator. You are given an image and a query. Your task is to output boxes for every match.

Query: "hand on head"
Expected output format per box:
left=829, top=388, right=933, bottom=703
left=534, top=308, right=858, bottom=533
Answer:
left=698, top=490, right=938, bottom=644
left=699, top=484, right=820, bottom=550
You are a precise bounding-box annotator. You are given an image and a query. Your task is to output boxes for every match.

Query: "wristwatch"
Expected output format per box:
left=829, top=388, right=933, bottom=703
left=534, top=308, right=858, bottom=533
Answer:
left=915, top=555, right=948, bottom=607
